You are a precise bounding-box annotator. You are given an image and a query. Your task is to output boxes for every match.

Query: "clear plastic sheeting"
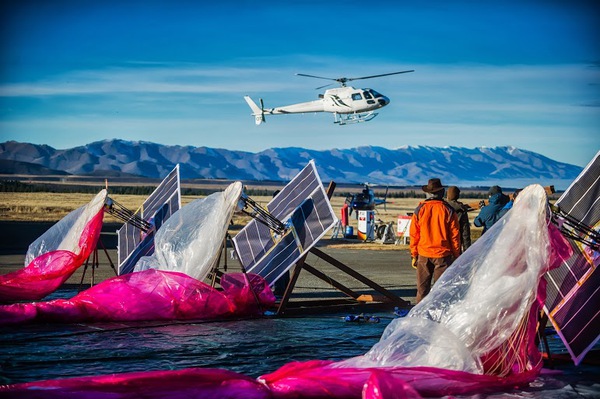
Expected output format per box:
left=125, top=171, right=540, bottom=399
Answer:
left=0, top=190, right=106, bottom=302
left=134, top=182, right=242, bottom=281
left=0, top=185, right=578, bottom=398
left=337, top=184, right=572, bottom=376
left=24, top=190, right=107, bottom=265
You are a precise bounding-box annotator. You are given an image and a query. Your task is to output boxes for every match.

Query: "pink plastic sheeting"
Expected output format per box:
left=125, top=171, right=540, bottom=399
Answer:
left=0, top=186, right=574, bottom=398
left=0, top=226, right=569, bottom=399
left=260, top=360, right=542, bottom=398
left=260, top=288, right=545, bottom=399
left=0, top=362, right=546, bottom=399
left=0, top=208, right=104, bottom=302
left=0, top=271, right=275, bottom=325
left=0, top=367, right=271, bottom=399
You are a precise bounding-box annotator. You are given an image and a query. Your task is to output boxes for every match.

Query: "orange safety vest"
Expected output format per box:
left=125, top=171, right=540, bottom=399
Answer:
left=410, top=199, right=461, bottom=259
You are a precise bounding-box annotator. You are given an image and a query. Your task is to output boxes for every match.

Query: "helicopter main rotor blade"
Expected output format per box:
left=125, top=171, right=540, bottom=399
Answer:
left=295, top=73, right=338, bottom=81
left=346, top=70, right=414, bottom=82
left=315, top=83, right=334, bottom=90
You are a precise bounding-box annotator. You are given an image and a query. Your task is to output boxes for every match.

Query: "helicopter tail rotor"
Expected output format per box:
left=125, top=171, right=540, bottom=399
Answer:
left=244, top=96, right=266, bottom=125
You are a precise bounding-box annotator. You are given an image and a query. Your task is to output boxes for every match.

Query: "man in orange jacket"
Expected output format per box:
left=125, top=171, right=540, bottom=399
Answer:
left=410, top=178, right=461, bottom=303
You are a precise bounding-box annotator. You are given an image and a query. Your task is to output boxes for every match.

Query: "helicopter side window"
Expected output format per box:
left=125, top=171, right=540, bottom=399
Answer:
left=351, top=93, right=363, bottom=101
left=363, top=91, right=373, bottom=99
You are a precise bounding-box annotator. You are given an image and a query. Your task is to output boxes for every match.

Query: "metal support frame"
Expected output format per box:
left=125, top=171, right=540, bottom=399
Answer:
left=274, top=181, right=410, bottom=316
left=104, top=197, right=152, bottom=232
left=239, top=194, right=286, bottom=234
left=218, top=180, right=410, bottom=316
left=78, top=237, right=118, bottom=291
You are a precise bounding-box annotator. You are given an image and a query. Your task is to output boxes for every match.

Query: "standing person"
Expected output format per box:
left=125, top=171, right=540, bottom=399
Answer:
left=446, top=186, right=471, bottom=252
left=497, top=189, right=521, bottom=219
left=410, top=178, right=461, bottom=303
left=473, top=185, right=510, bottom=234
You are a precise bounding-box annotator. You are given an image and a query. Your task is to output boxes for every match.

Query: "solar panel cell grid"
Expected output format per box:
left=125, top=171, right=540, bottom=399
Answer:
left=234, top=220, right=275, bottom=270
left=117, top=165, right=181, bottom=275
left=233, top=161, right=337, bottom=286
left=544, top=151, right=600, bottom=365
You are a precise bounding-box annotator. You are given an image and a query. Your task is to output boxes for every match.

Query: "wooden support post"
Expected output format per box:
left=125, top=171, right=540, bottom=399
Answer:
left=309, top=247, right=409, bottom=307
left=276, top=258, right=305, bottom=315
left=302, top=262, right=360, bottom=299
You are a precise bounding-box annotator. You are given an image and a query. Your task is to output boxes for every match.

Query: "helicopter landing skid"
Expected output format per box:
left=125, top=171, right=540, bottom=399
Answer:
left=334, top=111, right=378, bottom=125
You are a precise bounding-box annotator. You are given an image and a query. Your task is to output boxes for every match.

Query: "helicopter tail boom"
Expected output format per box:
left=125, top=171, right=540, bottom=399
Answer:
left=244, top=96, right=266, bottom=125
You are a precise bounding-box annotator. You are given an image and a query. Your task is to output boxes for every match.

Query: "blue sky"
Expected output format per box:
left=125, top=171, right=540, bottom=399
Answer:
left=1, top=0, right=599, bottom=167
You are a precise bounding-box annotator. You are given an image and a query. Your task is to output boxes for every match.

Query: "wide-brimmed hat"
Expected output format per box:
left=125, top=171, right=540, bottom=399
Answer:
left=422, top=178, right=445, bottom=193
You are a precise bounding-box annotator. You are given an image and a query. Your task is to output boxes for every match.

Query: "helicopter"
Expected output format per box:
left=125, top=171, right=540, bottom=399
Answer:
left=244, top=70, right=414, bottom=126
left=345, top=184, right=389, bottom=216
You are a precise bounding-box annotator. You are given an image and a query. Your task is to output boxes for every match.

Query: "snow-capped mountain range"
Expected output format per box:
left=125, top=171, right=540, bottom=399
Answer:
left=0, top=139, right=582, bottom=189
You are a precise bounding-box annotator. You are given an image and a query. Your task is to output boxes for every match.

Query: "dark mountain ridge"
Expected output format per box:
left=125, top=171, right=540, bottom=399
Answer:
left=0, top=140, right=582, bottom=190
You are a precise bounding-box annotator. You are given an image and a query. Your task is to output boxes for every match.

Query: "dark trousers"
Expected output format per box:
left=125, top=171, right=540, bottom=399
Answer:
left=416, top=255, right=453, bottom=303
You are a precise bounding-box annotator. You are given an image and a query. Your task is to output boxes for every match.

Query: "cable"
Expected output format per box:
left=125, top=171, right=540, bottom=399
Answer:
left=104, top=197, right=152, bottom=232
left=550, top=204, right=600, bottom=251
left=239, top=194, right=286, bottom=234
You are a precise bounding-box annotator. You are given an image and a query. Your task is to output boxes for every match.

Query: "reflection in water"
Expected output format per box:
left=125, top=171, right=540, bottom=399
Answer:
left=0, top=314, right=387, bottom=384
left=0, top=287, right=588, bottom=390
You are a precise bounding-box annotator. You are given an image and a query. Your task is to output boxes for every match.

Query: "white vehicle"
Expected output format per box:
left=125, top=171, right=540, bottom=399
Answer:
left=244, top=70, right=414, bottom=125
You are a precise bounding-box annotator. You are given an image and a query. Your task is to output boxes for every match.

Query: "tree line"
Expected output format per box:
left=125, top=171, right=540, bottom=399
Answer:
left=0, top=180, right=278, bottom=197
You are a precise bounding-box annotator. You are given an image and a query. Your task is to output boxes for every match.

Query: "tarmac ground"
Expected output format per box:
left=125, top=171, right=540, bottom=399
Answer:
left=0, top=221, right=417, bottom=306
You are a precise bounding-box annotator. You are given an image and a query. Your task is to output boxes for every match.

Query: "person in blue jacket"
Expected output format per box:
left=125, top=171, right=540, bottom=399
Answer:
left=473, top=186, right=510, bottom=234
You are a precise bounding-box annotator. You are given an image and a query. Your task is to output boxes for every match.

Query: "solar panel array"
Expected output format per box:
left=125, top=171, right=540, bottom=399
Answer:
left=117, top=165, right=181, bottom=275
left=544, top=151, right=600, bottom=365
left=233, top=161, right=337, bottom=285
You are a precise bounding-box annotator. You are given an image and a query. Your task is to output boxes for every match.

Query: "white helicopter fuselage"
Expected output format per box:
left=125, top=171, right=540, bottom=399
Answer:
left=244, top=86, right=391, bottom=125
left=266, top=86, right=389, bottom=115
left=244, top=69, right=412, bottom=125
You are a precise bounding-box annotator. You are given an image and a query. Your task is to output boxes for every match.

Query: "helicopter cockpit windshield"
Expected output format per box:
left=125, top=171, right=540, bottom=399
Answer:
left=367, top=89, right=383, bottom=98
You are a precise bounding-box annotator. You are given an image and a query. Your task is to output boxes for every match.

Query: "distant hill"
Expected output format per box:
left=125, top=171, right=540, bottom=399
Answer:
left=0, top=159, right=70, bottom=176
left=0, top=139, right=583, bottom=189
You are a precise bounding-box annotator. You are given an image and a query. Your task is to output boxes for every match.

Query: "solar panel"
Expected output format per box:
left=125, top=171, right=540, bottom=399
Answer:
left=544, top=151, right=600, bottom=365
left=233, top=161, right=337, bottom=285
left=117, top=165, right=181, bottom=275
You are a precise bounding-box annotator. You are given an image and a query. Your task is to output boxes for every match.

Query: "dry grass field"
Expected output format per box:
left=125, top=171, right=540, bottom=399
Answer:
left=0, top=190, right=484, bottom=245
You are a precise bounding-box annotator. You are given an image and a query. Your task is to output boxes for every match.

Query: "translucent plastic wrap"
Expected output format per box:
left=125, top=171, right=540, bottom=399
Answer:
left=255, top=185, right=572, bottom=398
left=24, top=190, right=107, bottom=265
left=0, top=271, right=274, bottom=324
left=134, top=182, right=242, bottom=281
left=0, top=184, right=574, bottom=398
left=338, top=185, right=570, bottom=374
left=0, top=190, right=106, bottom=302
